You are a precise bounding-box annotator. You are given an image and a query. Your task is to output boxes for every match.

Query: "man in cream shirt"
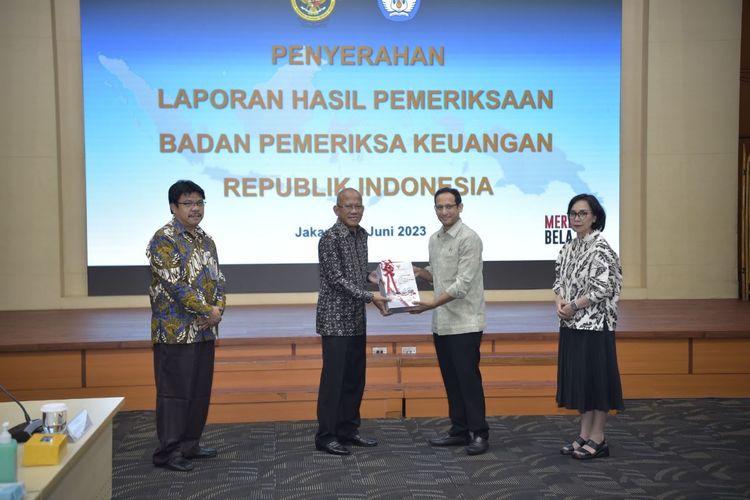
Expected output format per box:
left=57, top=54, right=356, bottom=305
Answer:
left=412, top=187, right=489, bottom=455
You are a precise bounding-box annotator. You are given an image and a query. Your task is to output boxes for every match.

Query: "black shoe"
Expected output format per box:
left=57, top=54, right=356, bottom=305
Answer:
left=315, top=440, right=351, bottom=456
left=184, top=446, right=217, bottom=459
left=155, top=455, right=194, bottom=472
left=345, top=434, right=378, bottom=447
left=429, top=433, right=471, bottom=446
left=466, top=436, right=489, bottom=456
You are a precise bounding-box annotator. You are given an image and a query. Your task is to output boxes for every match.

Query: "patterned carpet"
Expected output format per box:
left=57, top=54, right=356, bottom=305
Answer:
left=112, top=399, right=750, bottom=499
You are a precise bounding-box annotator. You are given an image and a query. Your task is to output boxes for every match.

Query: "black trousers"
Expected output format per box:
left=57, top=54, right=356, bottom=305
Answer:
left=433, top=331, right=489, bottom=439
left=152, top=340, right=215, bottom=464
left=315, top=335, right=366, bottom=445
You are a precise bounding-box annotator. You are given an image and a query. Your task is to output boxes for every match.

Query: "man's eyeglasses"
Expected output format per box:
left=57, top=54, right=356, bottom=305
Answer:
left=434, top=203, right=457, bottom=211
left=568, top=210, right=590, bottom=220
left=177, top=200, right=206, bottom=208
left=338, top=204, right=364, bottom=212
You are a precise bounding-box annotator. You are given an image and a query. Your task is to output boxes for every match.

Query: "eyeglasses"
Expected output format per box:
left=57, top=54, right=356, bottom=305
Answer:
left=568, top=210, right=590, bottom=220
left=177, top=200, right=206, bottom=208
left=434, top=203, right=457, bottom=211
left=338, top=204, right=364, bottom=212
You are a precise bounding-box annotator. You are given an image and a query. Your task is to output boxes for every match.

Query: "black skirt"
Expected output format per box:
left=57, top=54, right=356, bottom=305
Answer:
left=556, top=326, right=625, bottom=412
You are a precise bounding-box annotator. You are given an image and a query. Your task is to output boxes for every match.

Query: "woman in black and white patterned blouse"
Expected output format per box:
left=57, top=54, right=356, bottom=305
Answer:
left=553, top=193, right=624, bottom=460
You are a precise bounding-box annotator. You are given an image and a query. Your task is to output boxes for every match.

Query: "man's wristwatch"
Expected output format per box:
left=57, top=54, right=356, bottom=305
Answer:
left=570, top=300, right=579, bottom=312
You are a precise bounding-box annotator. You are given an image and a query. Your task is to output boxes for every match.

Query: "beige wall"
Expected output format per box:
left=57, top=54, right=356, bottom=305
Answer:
left=643, top=0, right=741, bottom=297
left=0, top=0, right=741, bottom=311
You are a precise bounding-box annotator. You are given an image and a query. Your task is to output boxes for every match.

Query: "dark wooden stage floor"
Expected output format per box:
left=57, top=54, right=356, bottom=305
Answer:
left=1, top=299, right=749, bottom=352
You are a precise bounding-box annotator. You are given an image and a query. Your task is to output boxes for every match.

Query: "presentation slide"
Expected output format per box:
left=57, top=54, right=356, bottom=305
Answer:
left=81, top=0, right=621, bottom=294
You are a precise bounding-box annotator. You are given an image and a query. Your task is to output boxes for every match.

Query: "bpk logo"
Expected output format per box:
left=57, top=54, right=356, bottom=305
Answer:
left=291, top=0, right=335, bottom=22
left=378, top=0, right=420, bottom=22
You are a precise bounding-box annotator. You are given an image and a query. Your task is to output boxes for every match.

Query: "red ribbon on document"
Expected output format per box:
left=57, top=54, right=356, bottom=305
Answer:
left=381, top=260, right=399, bottom=295
left=380, top=260, right=409, bottom=307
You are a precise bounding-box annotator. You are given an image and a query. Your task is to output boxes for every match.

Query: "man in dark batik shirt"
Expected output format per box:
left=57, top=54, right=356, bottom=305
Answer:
left=314, top=188, right=388, bottom=455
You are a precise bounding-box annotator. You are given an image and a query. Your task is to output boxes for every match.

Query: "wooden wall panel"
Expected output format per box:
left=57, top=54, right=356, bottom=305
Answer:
left=7, top=387, right=92, bottom=404
left=214, top=369, right=322, bottom=389
left=214, top=358, right=321, bottom=373
left=393, top=341, right=492, bottom=355
left=294, top=344, right=322, bottom=356
left=0, top=352, right=82, bottom=390
left=360, top=395, right=403, bottom=419
left=405, top=398, right=446, bottom=418
left=216, top=344, right=293, bottom=359
left=404, top=382, right=557, bottom=400
left=213, top=362, right=396, bottom=388
left=485, top=398, right=576, bottom=416
left=479, top=365, right=557, bottom=383
left=83, top=386, right=154, bottom=410
left=365, top=366, right=399, bottom=385
left=208, top=391, right=402, bottom=423
left=484, top=383, right=557, bottom=398
left=401, top=366, right=442, bottom=384
left=616, top=339, right=689, bottom=374
left=401, top=365, right=557, bottom=385
left=493, top=340, right=558, bottom=353
left=395, top=341, right=435, bottom=355
left=208, top=401, right=316, bottom=423
left=86, top=349, right=153, bottom=387
left=693, top=339, right=750, bottom=374
left=405, top=397, right=578, bottom=418
left=622, top=374, right=750, bottom=397
left=406, top=397, right=574, bottom=418
left=211, top=390, right=317, bottom=405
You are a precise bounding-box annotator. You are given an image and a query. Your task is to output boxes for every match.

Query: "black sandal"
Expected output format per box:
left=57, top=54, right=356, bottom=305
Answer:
left=560, top=436, right=586, bottom=455
left=572, top=439, right=609, bottom=459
